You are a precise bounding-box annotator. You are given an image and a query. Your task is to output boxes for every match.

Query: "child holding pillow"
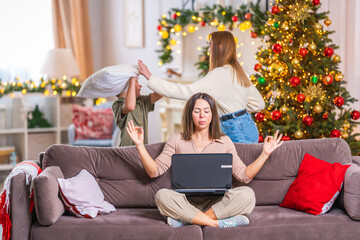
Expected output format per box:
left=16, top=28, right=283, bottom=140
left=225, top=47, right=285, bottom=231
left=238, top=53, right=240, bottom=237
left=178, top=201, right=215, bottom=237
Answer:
left=112, top=76, right=162, bottom=146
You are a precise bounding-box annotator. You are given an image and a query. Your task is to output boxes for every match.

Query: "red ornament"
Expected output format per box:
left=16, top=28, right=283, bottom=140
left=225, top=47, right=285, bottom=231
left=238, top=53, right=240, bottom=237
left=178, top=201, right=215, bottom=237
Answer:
left=200, top=21, right=206, bottom=27
left=231, top=15, right=238, bottom=22
left=351, top=110, right=360, bottom=120
left=157, top=25, right=162, bottom=31
left=302, top=115, right=314, bottom=126
left=333, top=96, right=345, bottom=107
left=322, top=75, right=333, bottom=85
left=331, top=129, right=341, bottom=138
left=172, top=13, right=178, bottom=19
left=324, top=47, right=334, bottom=57
left=251, top=32, right=258, bottom=38
left=258, top=134, right=264, bottom=143
left=271, top=110, right=282, bottom=120
left=323, top=112, right=329, bottom=120
left=290, top=76, right=301, bottom=87
left=299, top=48, right=308, bottom=57
left=312, top=0, right=320, bottom=5
left=255, top=112, right=265, bottom=122
left=245, top=13, right=252, bottom=20
left=271, top=6, right=280, bottom=14
left=282, top=135, right=291, bottom=141
left=272, top=44, right=282, bottom=54
left=254, top=63, right=262, bottom=71
left=297, top=93, right=305, bottom=103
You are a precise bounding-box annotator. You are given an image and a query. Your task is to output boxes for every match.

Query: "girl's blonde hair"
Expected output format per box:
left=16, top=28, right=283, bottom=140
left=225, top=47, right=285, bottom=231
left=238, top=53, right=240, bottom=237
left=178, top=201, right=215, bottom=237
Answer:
left=209, top=31, right=252, bottom=87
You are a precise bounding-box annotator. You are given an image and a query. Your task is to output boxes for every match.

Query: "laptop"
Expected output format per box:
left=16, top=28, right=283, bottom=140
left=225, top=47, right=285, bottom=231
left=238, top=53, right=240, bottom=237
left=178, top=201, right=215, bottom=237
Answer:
left=171, top=153, right=233, bottom=195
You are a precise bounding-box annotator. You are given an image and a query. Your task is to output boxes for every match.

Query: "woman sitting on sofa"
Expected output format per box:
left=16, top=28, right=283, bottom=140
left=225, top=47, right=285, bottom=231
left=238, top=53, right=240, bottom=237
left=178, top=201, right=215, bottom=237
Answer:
left=126, top=92, right=283, bottom=228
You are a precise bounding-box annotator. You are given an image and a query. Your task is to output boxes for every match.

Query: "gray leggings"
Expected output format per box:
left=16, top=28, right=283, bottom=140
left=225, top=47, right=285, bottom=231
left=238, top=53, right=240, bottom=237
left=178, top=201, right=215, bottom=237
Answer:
left=155, top=186, right=256, bottom=223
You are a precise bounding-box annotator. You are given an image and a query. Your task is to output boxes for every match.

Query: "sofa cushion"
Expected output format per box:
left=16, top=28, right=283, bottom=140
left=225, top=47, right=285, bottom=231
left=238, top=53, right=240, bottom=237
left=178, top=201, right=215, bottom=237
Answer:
left=72, top=105, right=114, bottom=140
left=203, top=206, right=360, bottom=240
left=31, top=208, right=203, bottom=240
left=343, top=163, right=360, bottom=220
left=279, top=153, right=350, bottom=215
left=33, top=166, right=65, bottom=225
left=58, top=169, right=115, bottom=218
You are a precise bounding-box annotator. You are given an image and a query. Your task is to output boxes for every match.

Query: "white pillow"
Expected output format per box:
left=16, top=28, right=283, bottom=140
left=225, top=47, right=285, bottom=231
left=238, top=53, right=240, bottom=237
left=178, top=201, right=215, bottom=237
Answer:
left=77, top=64, right=139, bottom=98
left=57, top=169, right=115, bottom=218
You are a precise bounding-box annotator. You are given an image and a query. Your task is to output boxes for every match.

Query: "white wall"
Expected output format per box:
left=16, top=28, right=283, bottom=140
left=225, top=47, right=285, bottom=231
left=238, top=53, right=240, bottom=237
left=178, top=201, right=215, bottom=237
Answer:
left=88, top=0, right=360, bottom=143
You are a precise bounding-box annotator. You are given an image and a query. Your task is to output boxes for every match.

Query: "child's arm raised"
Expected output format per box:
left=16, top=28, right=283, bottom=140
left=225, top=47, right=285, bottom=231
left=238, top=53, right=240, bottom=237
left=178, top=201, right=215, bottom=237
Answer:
left=150, top=92, right=163, bottom=104
left=121, top=77, right=137, bottom=114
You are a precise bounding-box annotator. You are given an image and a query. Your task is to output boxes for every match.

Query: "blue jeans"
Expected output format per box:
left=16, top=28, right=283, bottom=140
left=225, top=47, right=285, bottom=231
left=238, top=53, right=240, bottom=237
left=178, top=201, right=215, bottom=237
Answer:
left=220, top=111, right=259, bottom=144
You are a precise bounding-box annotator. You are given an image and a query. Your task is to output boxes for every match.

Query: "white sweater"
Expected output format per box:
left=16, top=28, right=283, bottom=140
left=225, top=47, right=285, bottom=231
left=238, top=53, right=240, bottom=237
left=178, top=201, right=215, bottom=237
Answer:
left=148, top=65, right=265, bottom=116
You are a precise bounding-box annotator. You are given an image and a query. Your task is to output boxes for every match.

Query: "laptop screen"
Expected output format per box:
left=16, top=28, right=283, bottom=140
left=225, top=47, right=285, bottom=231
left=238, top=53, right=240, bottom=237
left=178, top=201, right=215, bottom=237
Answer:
left=171, top=153, right=232, bottom=194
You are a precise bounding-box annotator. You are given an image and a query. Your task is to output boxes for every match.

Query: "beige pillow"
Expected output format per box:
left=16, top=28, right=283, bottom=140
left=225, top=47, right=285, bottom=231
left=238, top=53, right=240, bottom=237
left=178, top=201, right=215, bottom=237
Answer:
left=77, top=64, right=139, bottom=98
left=33, top=166, right=65, bottom=225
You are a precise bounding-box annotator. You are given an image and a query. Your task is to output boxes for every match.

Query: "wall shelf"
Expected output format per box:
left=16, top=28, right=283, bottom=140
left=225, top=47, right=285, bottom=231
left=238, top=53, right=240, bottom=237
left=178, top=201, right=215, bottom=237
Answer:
left=0, top=94, right=73, bottom=164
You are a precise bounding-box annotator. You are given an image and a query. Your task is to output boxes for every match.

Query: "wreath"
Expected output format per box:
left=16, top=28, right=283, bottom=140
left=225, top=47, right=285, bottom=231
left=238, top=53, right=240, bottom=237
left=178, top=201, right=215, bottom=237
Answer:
left=156, top=2, right=268, bottom=76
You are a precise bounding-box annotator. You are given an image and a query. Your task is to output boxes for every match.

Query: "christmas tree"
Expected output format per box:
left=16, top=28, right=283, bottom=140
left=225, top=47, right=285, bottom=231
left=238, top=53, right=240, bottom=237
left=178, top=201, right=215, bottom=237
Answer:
left=28, top=105, right=53, bottom=128
left=251, top=0, right=360, bottom=155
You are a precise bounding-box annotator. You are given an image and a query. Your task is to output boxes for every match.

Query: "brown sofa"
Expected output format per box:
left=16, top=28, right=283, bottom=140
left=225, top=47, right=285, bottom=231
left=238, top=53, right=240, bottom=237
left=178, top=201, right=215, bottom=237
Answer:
left=9, top=138, right=360, bottom=240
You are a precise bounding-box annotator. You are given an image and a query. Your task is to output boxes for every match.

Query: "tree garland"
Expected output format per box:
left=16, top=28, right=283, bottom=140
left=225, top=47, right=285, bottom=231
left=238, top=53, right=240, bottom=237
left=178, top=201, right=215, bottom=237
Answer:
left=156, top=2, right=269, bottom=76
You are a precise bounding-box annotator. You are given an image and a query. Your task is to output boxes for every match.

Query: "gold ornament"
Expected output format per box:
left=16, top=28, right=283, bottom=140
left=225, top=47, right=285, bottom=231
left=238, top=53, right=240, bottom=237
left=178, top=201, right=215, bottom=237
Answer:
left=161, top=31, right=169, bottom=39
left=187, top=25, right=195, bottom=33
left=333, top=55, right=341, bottom=62
left=269, top=61, right=288, bottom=77
left=341, top=132, right=349, bottom=139
left=169, top=39, right=177, bottom=46
left=309, top=43, right=317, bottom=51
left=174, top=24, right=182, bottom=32
left=217, top=24, right=226, bottom=31
left=281, top=22, right=289, bottom=31
left=343, top=121, right=350, bottom=129
left=302, top=84, right=326, bottom=102
left=313, top=104, right=323, bottom=113
left=314, top=23, right=323, bottom=30
left=290, top=0, right=310, bottom=24
left=280, top=105, right=288, bottom=114
left=295, top=130, right=304, bottom=139
left=266, top=19, right=274, bottom=26
left=291, top=58, right=300, bottom=67
left=335, top=73, right=344, bottom=81
left=324, top=17, right=332, bottom=27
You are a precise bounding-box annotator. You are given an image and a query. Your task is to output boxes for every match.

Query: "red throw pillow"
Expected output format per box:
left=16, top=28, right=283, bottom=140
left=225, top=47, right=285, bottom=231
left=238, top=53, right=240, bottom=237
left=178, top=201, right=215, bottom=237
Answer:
left=279, top=153, right=350, bottom=215
left=72, top=105, right=114, bottom=140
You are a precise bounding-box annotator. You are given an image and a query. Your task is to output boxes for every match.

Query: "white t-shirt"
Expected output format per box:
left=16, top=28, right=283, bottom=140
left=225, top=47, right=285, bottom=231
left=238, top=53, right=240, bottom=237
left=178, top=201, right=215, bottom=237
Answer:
left=147, top=65, right=265, bottom=116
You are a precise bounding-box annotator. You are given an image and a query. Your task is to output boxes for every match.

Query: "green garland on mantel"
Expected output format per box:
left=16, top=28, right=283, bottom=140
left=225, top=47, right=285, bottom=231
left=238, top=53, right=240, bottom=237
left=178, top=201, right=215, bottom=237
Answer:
left=156, top=2, right=269, bottom=76
left=0, top=77, right=81, bottom=98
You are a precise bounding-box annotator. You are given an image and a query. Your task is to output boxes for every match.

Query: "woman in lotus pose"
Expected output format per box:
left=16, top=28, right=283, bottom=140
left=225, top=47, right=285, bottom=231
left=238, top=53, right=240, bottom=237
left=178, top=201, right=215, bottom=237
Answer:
left=138, top=31, right=265, bottom=143
left=127, top=92, right=282, bottom=228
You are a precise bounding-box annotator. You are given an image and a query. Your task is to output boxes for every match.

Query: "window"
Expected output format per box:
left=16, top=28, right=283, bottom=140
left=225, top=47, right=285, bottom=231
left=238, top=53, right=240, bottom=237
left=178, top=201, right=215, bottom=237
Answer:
left=0, top=0, right=54, bottom=82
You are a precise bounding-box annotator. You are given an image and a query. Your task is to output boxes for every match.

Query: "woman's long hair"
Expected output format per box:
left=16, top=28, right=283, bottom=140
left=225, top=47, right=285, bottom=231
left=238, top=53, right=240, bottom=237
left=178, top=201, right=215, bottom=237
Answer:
left=181, top=93, right=224, bottom=140
left=209, top=31, right=251, bottom=87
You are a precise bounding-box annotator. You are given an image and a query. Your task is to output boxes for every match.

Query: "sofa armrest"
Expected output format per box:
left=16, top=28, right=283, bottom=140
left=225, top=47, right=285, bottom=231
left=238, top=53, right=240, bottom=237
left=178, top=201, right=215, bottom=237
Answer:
left=10, top=174, right=34, bottom=240
left=343, top=163, right=360, bottom=220
left=352, top=156, right=360, bottom=166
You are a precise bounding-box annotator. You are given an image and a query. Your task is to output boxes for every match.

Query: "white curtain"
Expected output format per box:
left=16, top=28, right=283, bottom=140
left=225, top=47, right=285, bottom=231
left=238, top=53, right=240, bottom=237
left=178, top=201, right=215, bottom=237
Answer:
left=321, top=0, right=360, bottom=111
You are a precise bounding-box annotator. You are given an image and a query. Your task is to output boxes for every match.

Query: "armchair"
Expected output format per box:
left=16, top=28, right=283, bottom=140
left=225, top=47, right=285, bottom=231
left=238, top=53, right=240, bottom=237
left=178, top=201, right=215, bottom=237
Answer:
left=68, top=102, right=121, bottom=147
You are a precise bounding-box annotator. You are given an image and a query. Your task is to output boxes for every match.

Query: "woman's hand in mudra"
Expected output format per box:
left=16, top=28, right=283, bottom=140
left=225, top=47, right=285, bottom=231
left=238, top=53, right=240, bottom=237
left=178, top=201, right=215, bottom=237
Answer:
left=126, top=120, right=144, bottom=146
left=262, top=130, right=283, bottom=156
